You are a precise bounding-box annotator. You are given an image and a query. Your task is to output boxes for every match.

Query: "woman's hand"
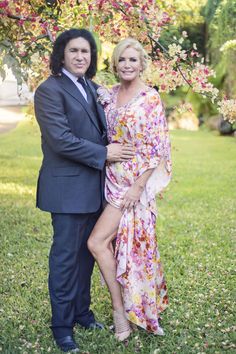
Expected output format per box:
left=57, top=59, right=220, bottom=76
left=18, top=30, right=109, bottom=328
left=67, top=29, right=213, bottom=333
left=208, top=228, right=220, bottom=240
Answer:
left=120, top=183, right=144, bottom=212
left=120, top=168, right=154, bottom=212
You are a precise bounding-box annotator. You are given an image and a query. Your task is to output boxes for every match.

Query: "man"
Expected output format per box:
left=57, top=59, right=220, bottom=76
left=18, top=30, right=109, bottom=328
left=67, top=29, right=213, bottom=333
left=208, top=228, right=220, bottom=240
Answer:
left=34, top=28, right=133, bottom=353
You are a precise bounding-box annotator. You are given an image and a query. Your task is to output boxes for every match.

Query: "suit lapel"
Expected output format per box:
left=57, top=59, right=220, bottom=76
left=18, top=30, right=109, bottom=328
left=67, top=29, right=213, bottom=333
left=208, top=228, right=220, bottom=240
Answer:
left=58, top=74, right=102, bottom=133
left=87, top=80, right=107, bottom=131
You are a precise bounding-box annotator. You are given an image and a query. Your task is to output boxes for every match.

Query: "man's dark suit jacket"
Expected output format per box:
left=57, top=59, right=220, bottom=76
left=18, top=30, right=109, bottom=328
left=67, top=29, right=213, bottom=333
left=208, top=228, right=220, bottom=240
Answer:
left=34, top=73, right=108, bottom=214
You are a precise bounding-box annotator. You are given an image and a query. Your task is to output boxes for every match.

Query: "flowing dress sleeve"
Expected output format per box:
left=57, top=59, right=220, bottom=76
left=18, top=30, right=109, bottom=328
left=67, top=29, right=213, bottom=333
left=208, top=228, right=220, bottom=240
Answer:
left=133, top=90, right=172, bottom=210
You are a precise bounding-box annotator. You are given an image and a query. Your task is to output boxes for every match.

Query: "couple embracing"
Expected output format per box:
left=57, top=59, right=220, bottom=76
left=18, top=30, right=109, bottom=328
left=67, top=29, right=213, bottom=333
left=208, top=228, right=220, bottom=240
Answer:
left=34, top=28, right=171, bottom=353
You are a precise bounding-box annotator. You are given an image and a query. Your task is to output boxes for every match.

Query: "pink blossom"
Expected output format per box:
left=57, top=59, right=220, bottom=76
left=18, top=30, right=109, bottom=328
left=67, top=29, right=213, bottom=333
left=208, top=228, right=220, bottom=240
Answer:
left=40, top=22, right=48, bottom=29
left=19, top=51, right=27, bottom=57
left=111, top=1, right=120, bottom=9
left=160, top=84, right=166, bottom=91
left=0, top=1, right=8, bottom=8
left=190, top=51, right=197, bottom=57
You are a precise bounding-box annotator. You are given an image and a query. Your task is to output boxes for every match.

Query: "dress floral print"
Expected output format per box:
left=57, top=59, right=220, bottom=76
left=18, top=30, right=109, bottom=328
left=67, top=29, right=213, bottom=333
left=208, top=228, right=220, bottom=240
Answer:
left=102, top=84, right=172, bottom=334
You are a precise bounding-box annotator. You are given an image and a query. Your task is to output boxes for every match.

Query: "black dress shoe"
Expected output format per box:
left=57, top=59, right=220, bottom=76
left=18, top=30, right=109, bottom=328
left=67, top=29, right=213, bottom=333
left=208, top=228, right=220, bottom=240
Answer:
left=83, top=321, right=104, bottom=330
left=55, top=336, right=79, bottom=352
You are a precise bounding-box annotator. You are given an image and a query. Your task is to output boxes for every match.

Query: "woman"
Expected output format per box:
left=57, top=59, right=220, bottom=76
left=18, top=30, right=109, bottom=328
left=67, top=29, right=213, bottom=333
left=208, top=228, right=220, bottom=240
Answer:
left=88, top=38, right=172, bottom=341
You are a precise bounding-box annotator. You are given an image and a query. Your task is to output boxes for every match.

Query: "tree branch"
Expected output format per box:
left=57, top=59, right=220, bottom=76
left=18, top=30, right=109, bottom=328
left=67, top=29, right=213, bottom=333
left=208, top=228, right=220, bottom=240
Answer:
left=46, top=25, right=54, bottom=42
left=0, top=9, right=44, bottom=23
left=147, top=33, right=194, bottom=88
left=0, top=10, right=29, bottom=21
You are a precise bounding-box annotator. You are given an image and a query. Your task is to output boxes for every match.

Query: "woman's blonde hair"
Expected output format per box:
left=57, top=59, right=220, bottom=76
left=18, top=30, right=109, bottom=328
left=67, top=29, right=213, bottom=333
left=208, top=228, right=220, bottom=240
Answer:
left=111, top=38, right=148, bottom=74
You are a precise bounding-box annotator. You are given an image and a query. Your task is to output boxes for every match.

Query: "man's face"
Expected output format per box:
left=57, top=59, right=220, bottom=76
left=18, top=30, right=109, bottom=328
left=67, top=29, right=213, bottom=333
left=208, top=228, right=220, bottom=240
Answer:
left=63, top=37, right=91, bottom=77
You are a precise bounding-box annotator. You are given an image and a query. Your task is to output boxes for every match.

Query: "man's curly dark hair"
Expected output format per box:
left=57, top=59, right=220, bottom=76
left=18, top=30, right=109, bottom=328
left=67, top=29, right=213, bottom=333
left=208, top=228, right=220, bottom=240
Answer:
left=50, top=28, right=97, bottom=79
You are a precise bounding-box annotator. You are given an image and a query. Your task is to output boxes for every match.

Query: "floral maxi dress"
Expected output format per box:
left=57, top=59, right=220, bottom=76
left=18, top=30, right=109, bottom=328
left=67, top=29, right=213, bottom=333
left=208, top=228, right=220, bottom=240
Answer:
left=103, top=85, right=172, bottom=334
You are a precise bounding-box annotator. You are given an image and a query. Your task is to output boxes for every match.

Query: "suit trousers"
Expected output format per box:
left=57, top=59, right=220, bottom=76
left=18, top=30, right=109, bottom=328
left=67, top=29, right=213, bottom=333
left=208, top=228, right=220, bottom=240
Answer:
left=49, top=209, right=102, bottom=338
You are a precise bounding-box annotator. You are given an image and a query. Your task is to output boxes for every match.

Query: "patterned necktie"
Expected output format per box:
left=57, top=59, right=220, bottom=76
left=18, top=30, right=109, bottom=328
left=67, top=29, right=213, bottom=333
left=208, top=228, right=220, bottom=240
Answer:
left=77, top=77, right=92, bottom=104
left=77, top=77, right=103, bottom=132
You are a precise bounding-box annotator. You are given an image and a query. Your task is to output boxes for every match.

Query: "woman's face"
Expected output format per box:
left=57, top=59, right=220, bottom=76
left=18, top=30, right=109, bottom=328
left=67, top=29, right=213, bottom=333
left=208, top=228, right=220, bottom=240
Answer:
left=116, top=47, right=142, bottom=82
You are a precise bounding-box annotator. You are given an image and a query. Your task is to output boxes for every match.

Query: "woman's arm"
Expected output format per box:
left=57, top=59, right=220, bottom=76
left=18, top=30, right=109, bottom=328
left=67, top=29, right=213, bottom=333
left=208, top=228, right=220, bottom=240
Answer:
left=120, top=91, right=171, bottom=212
left=120, top=168, right=154, bottom=212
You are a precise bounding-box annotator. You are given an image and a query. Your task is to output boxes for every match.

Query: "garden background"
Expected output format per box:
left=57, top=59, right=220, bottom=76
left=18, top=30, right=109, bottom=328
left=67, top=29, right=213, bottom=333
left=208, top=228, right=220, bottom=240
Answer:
left=0, top=0, right=235, bottom=353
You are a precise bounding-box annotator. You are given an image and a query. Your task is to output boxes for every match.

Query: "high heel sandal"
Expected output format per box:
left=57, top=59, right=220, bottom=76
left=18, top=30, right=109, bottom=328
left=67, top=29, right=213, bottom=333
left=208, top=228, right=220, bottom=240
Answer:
left=129, top=322, right=138, bottom=332
left=113, top=310, right=132, bottom=342
left=156, top=318, right=165, bottom=336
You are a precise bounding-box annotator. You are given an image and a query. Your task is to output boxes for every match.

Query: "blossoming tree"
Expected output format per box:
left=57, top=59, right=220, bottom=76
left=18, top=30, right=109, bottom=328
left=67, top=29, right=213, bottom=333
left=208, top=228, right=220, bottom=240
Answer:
left=0, top=0, right=235, bottom=122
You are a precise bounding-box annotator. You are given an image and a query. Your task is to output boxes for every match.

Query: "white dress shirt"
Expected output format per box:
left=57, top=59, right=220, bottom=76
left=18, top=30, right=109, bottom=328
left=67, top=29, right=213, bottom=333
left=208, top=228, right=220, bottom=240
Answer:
left=62, top=67, right=88, bottom=101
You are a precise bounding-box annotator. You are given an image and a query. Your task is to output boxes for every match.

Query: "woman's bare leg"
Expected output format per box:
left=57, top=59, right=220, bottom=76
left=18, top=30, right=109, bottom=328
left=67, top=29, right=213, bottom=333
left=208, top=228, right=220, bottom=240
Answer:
left=88, top=204, right=131, bottom=341
left=87, top=203, right=124, bottom=311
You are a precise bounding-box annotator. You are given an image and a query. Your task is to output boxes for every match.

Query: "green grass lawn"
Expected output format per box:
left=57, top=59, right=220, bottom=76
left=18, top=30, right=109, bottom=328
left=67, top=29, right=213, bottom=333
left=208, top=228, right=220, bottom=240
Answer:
left=0, top=119, right=235, bottom=354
